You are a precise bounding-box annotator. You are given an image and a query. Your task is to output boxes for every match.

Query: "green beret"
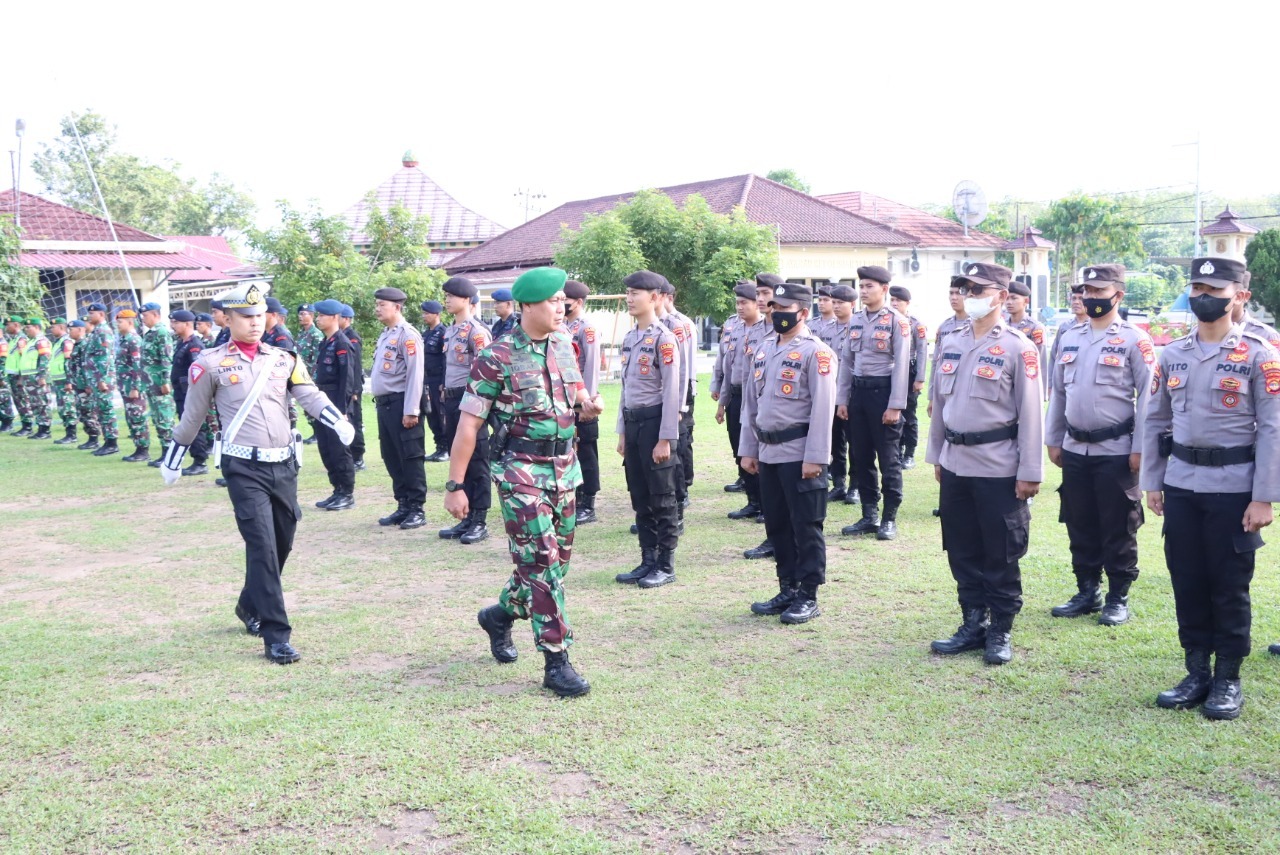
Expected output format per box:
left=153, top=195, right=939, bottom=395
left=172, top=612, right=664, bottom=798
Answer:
left=51, top=317, right=67, bottom=325
left=511, top=267, right=568, bottom=304
left=26, top=316, right=44, bottom=327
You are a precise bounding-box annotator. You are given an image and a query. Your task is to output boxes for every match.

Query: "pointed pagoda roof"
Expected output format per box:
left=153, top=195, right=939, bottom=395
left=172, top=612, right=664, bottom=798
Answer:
left=1002, top=224, right=1055, bottom=250
left=342, top=152, right=506, bottom=247
left=1201, top=206, right=1260, bottom=236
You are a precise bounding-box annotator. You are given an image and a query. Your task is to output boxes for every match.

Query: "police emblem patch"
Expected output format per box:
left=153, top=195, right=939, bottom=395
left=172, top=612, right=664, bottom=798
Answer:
left=989, top=346, right=1005, bottom=356
left=780, top=382, right=794, bottom=395
left=977, top=366, right=996, bottom=379
left=1022, top=349, right=1039, bottom=379
left=1167, top=375, right=1182, bottom=389
left=1109, top=337, right=1126, bottom=345
left=1219, top=377, right=1242, bottom=391
left=1222, top=393, right=1240, bottom=408
left=1102, top=355, right=1122, bottom=367
left=660, top=342, right=675, bottom=364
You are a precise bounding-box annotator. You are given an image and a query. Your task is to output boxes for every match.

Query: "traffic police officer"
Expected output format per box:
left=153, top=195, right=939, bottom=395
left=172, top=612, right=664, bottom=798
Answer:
left=311, top=300, right=358, bottom=512
left=439, top=277, right=494, bottom=543
left=169, top=309, right=213, bottom=475
left=160, top=282, right=354, bottom=664
left=369, top=287, right=427, bottom=529
left=1046, top=265, right=1154, bottom=625
left=420, top=300, right=449, bottom=461
left=1143, top=256, right=1280, bottom=720
left=926, top=261, right=1044, bottom=665
left=739, top=281, right=837, bottom=624
left=488, top=288, right=520, bottom=341
left=563, top=280, right=602, bottom=523
left=888, top=286, right=928, bottom=469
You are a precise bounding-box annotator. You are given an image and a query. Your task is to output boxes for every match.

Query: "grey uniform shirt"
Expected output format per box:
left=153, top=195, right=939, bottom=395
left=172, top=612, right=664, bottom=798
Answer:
left=443, top=318, right=492, bottom=390
left=925, top=321, right=1045, bottom=482
left=564, top=315, right=600, bottom=395
left=1010, top=315, right=1049, bottom=399
left=369, top=320, right=426, bottom=418
left=836, top=306, right=912, bottom=409
left=711, top=315, right=743, bottom=396
left=1048, top=318, right=1086, bottom=392
left=733, top=319, right=770, bottom=387
left=739, top=328, right=837, bottom=465
left=931, top=315, right=968, bottom=379
left=660, top=309, right=697, bottom=410
left=812, top=316, right=842, bottom=352
left=1140, top=325, right=1280, bottom=500
left=1045, top=319, right=1155, bottom=456
left=172, top=342, right=336, bottom=449
left=616, top=321, right=682, bottom=441
left=907, top=315, right=928, bottom=378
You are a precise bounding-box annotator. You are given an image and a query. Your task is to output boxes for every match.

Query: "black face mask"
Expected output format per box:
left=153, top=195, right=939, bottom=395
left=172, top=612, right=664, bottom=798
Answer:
left=772, top=311, right=799, bottom=334
left=1189, top=293, right=1232, bottom=323
left=1081, top=295, right=1117, bottom=318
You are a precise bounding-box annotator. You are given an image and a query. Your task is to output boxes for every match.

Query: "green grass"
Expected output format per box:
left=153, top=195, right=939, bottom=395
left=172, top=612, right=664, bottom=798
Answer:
left=2, top=380, right=1280, bottom=853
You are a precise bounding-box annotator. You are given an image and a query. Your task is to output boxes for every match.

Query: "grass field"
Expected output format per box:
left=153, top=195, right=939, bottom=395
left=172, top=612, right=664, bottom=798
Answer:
left=2, top=378, right=1280, bottom=853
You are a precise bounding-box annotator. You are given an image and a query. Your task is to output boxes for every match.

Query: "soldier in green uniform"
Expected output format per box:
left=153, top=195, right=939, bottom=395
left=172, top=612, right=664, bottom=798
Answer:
left=0, top=316, right=15, bottom=432
left=46, top=318, right=79, bottom=443
left=65, top=320, right=100, bottom=449
left=5, top=316, right=32, bottom=435
left=18, top=317, right=54, bottom=440
left=195, top=312, right=216, bottom=346
left=139, top=302, right=177, bottom=459
left=114, top=308, right=151, bottom=462
left=83, top=303, right=121, bottom=456
left=449, top=267, right=605, bottom=698
left=295, top=303, right=324, bottom=444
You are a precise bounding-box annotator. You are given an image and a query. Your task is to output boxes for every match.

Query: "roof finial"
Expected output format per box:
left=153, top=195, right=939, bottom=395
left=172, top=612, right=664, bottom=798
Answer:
left=402, top=150, right=418, bottom=168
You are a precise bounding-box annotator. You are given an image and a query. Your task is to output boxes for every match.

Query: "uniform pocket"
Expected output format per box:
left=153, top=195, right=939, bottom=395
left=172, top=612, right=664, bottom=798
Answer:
left=1004, top=502, right=1031, bottom=563
left=795, top=469, right=828, bottom=522
left=936, top=372, right=957, bottom=397
left=1124, top=484, right=1145, bottom=534
left=646, top=458, right=679, bottom=495
left=401, top=423, right=426, bottom=459
left=1233, top=531, right=1265, bottom=553
left=971, top=372, right=1001, bottom=401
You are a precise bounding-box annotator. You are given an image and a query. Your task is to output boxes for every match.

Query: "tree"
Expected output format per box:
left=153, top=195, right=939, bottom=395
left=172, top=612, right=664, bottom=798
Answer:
left=553, top=189, right=780, bottom=320
left=1035, top=194, right=1144, bottom=303
left=32, top=111, right=255, bottom=236
left=1245, top=229, right=1280, bottom=320
left=766, top=169, right=810, bottom=194
left=0, top=216, right=44, bottom=318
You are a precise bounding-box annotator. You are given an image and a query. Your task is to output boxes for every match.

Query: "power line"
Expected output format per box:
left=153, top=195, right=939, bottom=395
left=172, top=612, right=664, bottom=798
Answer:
left=1134, top=212, right=1280, bottom=226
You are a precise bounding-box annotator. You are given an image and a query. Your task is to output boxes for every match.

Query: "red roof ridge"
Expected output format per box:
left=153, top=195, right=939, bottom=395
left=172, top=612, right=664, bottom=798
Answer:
left=0, top=189, right=166, bottom=243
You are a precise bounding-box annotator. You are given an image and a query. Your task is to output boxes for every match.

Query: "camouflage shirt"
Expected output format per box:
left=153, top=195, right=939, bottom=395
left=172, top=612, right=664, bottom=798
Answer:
left=460, top=324, right=584, bottom=494
left=116, top=331, right=147, bottom=396
left=142, top=324, right=176, bottom=386
left=68, top=336, right=91, bottom=389
left=296, top=324, right=324, bottom=372
left=83, top=325, right=117, bottom=388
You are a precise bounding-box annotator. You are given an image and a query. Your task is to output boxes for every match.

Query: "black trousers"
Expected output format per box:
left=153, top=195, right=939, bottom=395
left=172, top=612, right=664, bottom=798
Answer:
left=442, top=392, right=491, bottom=514
left=375, top=392, right=427, bottom=508
left=623, top=412, right=680, bottom=551
left=347, top=394, right=365, bottom=460
left=901, top=372, right=920, bottom=455
left=575, top=415, right=600, bottom=495
left=848, top=383, right=904, bottom=513
left=424, top=375, right=445, bottom=452
left=759, top=460, right=828, bottom=593
left=679, top=389, right=695, bottom=490
left=725, top=388, right=760, bottom=505
left=224, top=456, right=299, bottom=646
left=174, top=390, right=211, bottom=463
left=1163, top=486, right=1260, bottom=657
left=316, top=390, right=355, bottom=493
left=939, top=469, right=1028, bottom=617
left=830, top=412, right=850, bottom=486
left=1059, top=451, right=1142, bottom=587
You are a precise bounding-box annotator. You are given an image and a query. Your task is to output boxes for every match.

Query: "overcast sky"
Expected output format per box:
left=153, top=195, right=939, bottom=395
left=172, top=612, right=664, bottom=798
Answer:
left=5, top=0, right=1277, bottom=233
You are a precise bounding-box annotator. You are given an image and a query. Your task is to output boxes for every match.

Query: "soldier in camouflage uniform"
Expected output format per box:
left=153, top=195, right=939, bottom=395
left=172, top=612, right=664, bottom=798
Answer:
left=19, top=318, right=54, bottom=439
left=139, top=302, right=177, bottom=452
left=46, top=318, right=79, bottom=443
left=65, top=320, right=101, bottom=449
left=452, top=267, right=604, bottom=698
left=5, top=317, right=32, bottom=435
left=114, top=309, right=151, bottom=462
left=83, top=303, right=121, bottom=456
left=0, top=316, right=16, bottom=431
left=295, top=304, right=324, bottom=443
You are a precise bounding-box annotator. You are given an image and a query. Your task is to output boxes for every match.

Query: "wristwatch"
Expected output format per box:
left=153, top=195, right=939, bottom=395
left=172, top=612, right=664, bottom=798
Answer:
left=445, top=479, right=464, bottom=492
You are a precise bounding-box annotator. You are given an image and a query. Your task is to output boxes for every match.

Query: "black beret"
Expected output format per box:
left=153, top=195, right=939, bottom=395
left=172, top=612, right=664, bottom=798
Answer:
left=817, top=285, right=834, bottom=297
left=733, top=282, right=757, bottom=300
left=857, top=265, right=892, bottom=285
left=889, top=285, right=912, bottom=302
left=1190, top=256, right=1246, bottom=287
left=563, top=280, right=590, bottom=300
left=374, top=287, right=408, bottom=303
left=830, top=284, right=857, bottom=302
left=169, top=309, right=196, bottom=322
left=420, top=300, right=443, bottom=314
left=659, top=279, right=675, bottom=296
left=1082, top=264, right=1126, bottom=285
left=622, top=270, right=669, bottom=291
left=442, top=276, right=477, bottom=298
left=1008, top=278, right=1032, bottom=297
left=756, top=273, right=784, bottom=288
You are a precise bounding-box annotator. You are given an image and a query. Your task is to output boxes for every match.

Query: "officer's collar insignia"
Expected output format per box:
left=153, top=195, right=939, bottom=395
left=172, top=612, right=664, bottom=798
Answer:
left=1201, top=261, right=1216, bottom=275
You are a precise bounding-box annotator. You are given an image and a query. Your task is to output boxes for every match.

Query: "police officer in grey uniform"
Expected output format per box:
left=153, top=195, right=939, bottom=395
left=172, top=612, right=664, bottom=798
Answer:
left=1046, top=265, right=1155, bottom=625
left=740, top=282, right=838, bottom=624
left=439, top=276, right=494, bottom=543
left=820, top=284, right=855, bottom=499
left=563, top=280, right=602, bottom=523
left=1006, top=279, right=1048, bottom=400
left=1143, top=256, right=1280, bottom=720
left=741, top=274, right=786, bottom=558
left=837, top=265, right=911, bottom=540
left=810, top=285, right=835, bottom=345
left=159, top=282, right=354, bottom=664
left=889, top=285, right=928, bottom=470
left=715, top=282, right=761, bottom=506
left=1048, top=286, right=1088, bottom=385
left=658, top=280, right=697, bottom=521
left=614, top=270, right=683, bottom=588
left=930, top=278, right=969, bottom=380
left=712, top=283, right=748, bottom=493
left=926, top=262, right=1044, bottom=665
left=369, top=287, right=428, bottom=530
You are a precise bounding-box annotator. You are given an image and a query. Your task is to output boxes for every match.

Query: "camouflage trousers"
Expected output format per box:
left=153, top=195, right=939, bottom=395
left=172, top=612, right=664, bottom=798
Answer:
left=7, top=374, right=30, bottom=424
left=496, top=484, right=577, bottom=652
left=145, top=388, right=175, bottom=444
left=22, top=377, right=51, bottom=427
left=90, top=389, right=119, bottom=440
left=53, top=382, right=76, bottom=428
left=0, top=370, right=12, bottom=421
left=123, top=392, right=150, bottom=446
left=74, top=387, right=101, bottom=436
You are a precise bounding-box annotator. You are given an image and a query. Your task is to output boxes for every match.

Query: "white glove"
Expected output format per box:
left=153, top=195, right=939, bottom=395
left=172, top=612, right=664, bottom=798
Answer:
left=334, top=419, right=355, bottom=446
left=160, top=441, right=188, bottom=487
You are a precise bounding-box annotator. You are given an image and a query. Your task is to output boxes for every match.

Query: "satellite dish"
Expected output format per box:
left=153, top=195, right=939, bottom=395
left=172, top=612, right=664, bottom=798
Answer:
left=952, top=180, right=989, bottom=230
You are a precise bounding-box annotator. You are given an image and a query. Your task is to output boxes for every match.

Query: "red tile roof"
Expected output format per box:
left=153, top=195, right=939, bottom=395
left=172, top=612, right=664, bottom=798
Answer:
left=1201, top=206, right=1260, bottom=236
left=817, top=191, right=1007, bottom=249
left=0, top=190, right=165, bottom=242
left=17, top=252, right=205, bottom=270
left=1002, top=225, right=1056, bottom=250
left=342, top=158, right=506, bottom=246
left=446, top=174, right=913, bottom=273
left=164, top=235, right=250, bottom=282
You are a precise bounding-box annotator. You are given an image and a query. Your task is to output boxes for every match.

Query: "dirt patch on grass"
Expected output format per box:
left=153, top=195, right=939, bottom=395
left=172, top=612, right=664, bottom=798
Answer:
left=373, top=808, right=461, bottom=852
left=859, top=817, right=958, bottom=848
left=339, top=653, right=416, bottom=674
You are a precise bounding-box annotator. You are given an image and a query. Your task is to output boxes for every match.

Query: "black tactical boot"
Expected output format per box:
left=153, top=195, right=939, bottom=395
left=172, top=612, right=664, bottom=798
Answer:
left=379, top=503, right=410, bottom=526
left=1098, top=581, right=1131, bottom=626
left=728, top=502, right=761, bottom=520
left=724, top=478, right=744, bottom=493
left=316, top=492, right=340, bottom=509
left=1156, top=649, right=1213, bottom=710
left=353, top=458, right=366, bottom=471
left=147, top=458, right=163, bottom=468
left=744, top=540, right=775, bottom=560
left=1202, top=656, right=1244, bottom=721
left=29, top=426, right=52, bottom=440
left=1051, top=578, right=1103, bottom=618
left=638, top=547, right=676, bottom=589
left=461, top=511, right=489, bottom=544
left=843, top=488, right=860, bottom=505
left=92, top=438, right=119, bottom=456
left=901, top=449, right=916, bottom=469
left=984, top=613, right=1014, bottom=665
left=77, top=433, right=100, bottom=450
left=842, top=505, right=880, bottom=536
left=54, top=426, right=78, bottom=445
left=12, top=423, right=32, bottom=437
left=629, top=523, right=638, bottom=535
left=1270, top=642, right=1280, bottom=655
left=234, top=603, right=262, bottom=637
left=438, top=513, right=470, bottom=539
left=477, top=605, right=518, bottom=663
left=876, top=508, right=898, bottom=541
left=780, top=587, right=821, bottom=624
left=675, top=507, right=685, bottom=537
left=542, top=650, right=590, bottom=697
left=182, top=462, right=208, bottom=476
left=931, top=607, right=989, bottom=655
left=326, top=493, right=355, bottom=511
left=0, top=418, right=11, bottom=432
left=121, top=444, right=151, bottom=462
left=616, top=547, right=656, bottom=584
left=265, top=641, right=301, bottom=664
left=215, top=478, right=227, bottom=487
left=575, top=492, right=597, bottom=524
left=827, top=480, right=847, bottom=502
left=752, top=583, right=798, bottom=616
left=399, top=506, right=426, bottom=530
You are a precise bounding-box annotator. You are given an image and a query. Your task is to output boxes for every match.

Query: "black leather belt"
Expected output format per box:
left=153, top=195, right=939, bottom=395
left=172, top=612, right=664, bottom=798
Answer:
left=1066, top=416, right=1135, bottom=444
left=373, top=392, right=405, bottom=406
left=852, top=375, right=892, bottom=388
left=729, top=383, right=743, bottom=397
left=755, top=423, right=809, bottom=444
left=623, top=404, right=663, bottom=422
left=506, top=436, right=573, bottom=457
left=318, top=384, right=338, bottom=392
left=1171, top=441, right=1255, bottom=466
left=945, top=424, right=1019, bottom=446
left=443, top=386, right=467, bottom=400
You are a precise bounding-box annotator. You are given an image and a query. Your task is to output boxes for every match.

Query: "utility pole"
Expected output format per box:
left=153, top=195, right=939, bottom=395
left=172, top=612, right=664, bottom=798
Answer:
left=12, top=118, right=24, bottom=228
left=1176, top=138, right=1202, bottom=257
left=513, top=188, right=546, bottom=223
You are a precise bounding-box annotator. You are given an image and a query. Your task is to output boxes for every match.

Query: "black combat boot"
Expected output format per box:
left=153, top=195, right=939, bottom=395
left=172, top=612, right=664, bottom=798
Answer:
left=1098, top=580, right=1131, bottom=626
left=477, top=605, right=518, bottom=663
left=77, top=432, right=100, bottom=450
left=752, top=582, right=798, bottom=616
left=629, top=523, right=638, bottom=535
left=843, top=488, right=860, bottom=505
left=901, top=447, right=916, bottom=469
left=1202, top=656, right=1244, bottom=721
left=0, top=418, right=12, bottom=432
left=780, top=586, right=821, bottom=624
left=54, top=426, right=78, bottom=445
left=379, top=503, right=410, bottom=526
left=575, top=491, right=597, bottom=524
left=326, top=493, right=355, bottom=511
left=121, top=444, right=151, bottom=462
left=842, top=504, right=880, bottom=536
left=876, top=506, right=899, bottom=541
left=728, top=502, right=761, bottom=520
left=12, top=423, right=32, bottom=437
left=438, top=513, right=470, bottom=539
left=827, top=479, right=847, bottom=502
left=675, top=507, right=685, bottom=537
left=1270, top=642, right=1280, bottom=655
left=353, top=457, right=366, bottom=471
left=265, top=641, right=301, bottom=664
left=638, top=547, right=676, bottom=589
left=147, top=458, right=163, bottom=468
left=92, top=438, right=119, bottom=456
left=984, top=613, right=1014, bottom=665
left=461, top=510, right=489, bottom=544
left=181, top=462, right=208, bottom=476
left=744, top=540, right=775, bottom=560
left=399, top=506, right=426, bottom=530
left=29, top=426, right=52, bottom=440
left=1156, top=649, right=1212, bottom=710
left=303, top=434, right=319, bottom=445
left=1051, top=577, right=1103, bottom=618
left=931, top=607, right=989, bottom=655
left=616, top=547, right=656, bottom=584
left=316, top=492, right=340, bottom=509
left=542, top=650, right=590, bottom=697
left=234, top=603, right=262, bottom=637
left=724, top=478, right=744, bottom=493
